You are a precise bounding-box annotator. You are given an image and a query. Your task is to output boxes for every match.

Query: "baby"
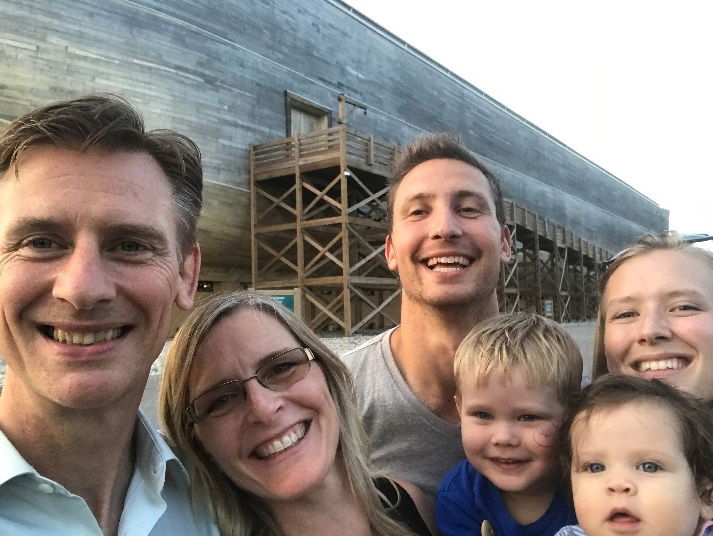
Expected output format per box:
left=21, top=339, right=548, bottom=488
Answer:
left=556, top=375, right=713, bottom=536
left=437, top=312, right=582, bottom=535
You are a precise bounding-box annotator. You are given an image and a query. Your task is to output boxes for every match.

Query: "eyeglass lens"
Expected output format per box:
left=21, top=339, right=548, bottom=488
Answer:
left=191, top=348, right=312, bottom=421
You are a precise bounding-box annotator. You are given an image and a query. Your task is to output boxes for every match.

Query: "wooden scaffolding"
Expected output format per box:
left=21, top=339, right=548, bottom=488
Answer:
left=499, top=202, right=611, bottom=322
left=250, top=126, right=613, bottom=334
left=250, top=125, right=400, bottom=335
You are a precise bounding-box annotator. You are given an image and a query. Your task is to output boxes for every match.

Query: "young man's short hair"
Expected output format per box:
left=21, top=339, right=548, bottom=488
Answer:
left=388, top=133, right=505, bottom=230
left=454, top=312, right=583, bottom=405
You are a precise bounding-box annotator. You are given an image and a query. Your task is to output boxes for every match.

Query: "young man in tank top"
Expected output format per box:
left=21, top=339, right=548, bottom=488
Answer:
left=343, top=133, right=512, bottom=496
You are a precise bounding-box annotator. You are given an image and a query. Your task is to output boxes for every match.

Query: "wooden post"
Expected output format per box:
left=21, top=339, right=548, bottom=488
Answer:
left=339, top=125, right=352, bottom=335
left=534, top=223, right=542, bottom=315
left=249, top=144, right=257, bottom=289
left=295, top=135, right=304, bottom=319
left=337, top=94, right=345, bottom=125
left=579, top=237, right=586, bottom=320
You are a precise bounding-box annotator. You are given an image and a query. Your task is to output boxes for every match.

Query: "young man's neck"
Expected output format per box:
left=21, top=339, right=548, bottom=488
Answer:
left=0, top=372, right=142, bottom=536
left=391, top=293, right=500, bottom=423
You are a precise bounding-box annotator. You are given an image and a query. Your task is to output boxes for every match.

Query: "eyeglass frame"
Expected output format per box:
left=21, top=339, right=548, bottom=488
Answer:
left=185, top=347, right=316, bottom=423
left=600, top=232, right=712, bottom=271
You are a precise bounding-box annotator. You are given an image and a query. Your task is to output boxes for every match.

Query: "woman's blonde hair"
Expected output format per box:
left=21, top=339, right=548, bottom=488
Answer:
left=159, top=291, right=416, bottom=536
left=454, top=312, right=582, bottom=407
left=593, top=231, right=713, bottom=379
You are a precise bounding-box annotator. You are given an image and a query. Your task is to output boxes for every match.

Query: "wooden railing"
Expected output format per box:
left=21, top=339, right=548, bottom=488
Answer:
left=252, top=126, right=397, bottom=175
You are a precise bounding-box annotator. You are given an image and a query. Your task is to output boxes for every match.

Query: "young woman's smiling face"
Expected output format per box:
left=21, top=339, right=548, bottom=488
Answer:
left=188, top=308, right=341, bottom=502
left=603, top=250, right=713, bottom=400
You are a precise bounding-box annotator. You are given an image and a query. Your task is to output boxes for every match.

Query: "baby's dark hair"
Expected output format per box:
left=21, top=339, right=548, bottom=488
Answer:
left=560, top=375, right=713, bottom=507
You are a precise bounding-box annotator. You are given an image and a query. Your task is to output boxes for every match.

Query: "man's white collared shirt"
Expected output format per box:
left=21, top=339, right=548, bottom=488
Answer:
left=0, top=411, right=220, bottom=536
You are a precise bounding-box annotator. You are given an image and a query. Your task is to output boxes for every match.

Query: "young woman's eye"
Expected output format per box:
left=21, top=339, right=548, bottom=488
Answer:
left=611, top=310, right=637, bottom=320
left=637, top=461, right=661, bottom=473
left=672, top=303, right=700, bottom=313
left=585, top=462, right=606, bottom=473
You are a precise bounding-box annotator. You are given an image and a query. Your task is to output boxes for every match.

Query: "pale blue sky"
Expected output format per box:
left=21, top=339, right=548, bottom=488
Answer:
left=345, top=0, right=712, bottom=249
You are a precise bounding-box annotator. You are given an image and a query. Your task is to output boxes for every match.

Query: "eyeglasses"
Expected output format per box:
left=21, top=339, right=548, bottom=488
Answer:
left=186, top=347, right=315, bottom=423
left=600, top=232, right=712, bottom=271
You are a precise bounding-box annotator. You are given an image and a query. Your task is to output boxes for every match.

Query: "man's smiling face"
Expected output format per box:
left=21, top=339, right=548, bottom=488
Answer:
left=0, top=146, right=198, bottom=410
left=386, top=158, right=511, bottom=310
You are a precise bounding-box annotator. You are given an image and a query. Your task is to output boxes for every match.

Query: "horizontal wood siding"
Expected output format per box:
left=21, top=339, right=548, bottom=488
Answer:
left=0, top=0, right=668, bottom=280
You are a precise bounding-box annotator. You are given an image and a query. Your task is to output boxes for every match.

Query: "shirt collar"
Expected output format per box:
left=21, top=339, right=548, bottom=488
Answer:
left=133, top=410, right=190, bottom=489
left=0, top=410, right=190, bottom=489
left=0, top=428, right=35, bottom=486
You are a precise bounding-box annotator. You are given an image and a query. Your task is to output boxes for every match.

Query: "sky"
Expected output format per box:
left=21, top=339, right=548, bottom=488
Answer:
left=344, top=0, right=712, bottom=249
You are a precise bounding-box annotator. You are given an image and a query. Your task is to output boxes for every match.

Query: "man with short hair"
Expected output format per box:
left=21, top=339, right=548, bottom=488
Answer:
left=0, top=95, right=218, bottom=535
left=343, top=133, right=512, bottom=496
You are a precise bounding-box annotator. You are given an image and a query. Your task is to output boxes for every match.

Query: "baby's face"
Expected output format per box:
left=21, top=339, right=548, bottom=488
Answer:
left=458, top=367, right=564, bottom=502
left=570, top=401, right=706, bottom=536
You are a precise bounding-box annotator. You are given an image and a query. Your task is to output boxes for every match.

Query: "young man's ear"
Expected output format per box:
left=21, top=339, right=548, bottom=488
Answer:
left=499, top=224, right=513, bottom=263
left=385, top=234, right=398, bottom=272
left=176, top=244, right=201, bottom=310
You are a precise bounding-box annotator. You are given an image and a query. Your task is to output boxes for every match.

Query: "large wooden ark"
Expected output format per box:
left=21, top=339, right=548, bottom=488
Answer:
left=0, top=0, right=668, bottom=333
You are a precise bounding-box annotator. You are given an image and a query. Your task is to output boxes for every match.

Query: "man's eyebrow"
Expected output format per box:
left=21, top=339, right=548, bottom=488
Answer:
left=401, top=192, right=435, bottom=205
left=107, top=223, right=170, bottom=247
left=401, top=190, right=490, bottom=204
left=3, top=217, right=66, bottom=238
left=452, top=190, right=491, bottom=204
left=3, top=218, right=170, bottom=247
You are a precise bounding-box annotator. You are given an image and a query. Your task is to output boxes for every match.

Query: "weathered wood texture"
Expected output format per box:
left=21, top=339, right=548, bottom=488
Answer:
left=0, top=0, right=668, bottom=282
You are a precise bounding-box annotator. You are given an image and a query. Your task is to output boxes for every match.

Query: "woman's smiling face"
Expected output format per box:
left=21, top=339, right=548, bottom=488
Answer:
left=188, top=308, right=341, bottom=502
left=603, top=249, right=713, bottom=400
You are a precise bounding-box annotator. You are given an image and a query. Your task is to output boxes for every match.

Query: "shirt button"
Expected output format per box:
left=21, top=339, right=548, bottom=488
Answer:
left=38, top=483, right=54, bottom=494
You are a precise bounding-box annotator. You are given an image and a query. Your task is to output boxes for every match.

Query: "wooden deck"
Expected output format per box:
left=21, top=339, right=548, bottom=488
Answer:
left=251, top=125, right=397, bottom=180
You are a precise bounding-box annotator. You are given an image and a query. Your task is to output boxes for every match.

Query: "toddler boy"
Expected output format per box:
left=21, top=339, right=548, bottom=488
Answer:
left=436, top=312, right=582, bottom=535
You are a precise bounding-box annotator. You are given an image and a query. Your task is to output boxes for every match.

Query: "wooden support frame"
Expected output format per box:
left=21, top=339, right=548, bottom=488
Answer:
left=251, top=128, right=614, bottom=333
left=250, top=124, right=399, bottom=334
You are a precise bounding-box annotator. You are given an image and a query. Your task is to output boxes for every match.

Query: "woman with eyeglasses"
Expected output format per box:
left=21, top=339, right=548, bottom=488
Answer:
left=592, top=231, right=713, bottom=400
left=159, top=291, right=435, bottom=536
